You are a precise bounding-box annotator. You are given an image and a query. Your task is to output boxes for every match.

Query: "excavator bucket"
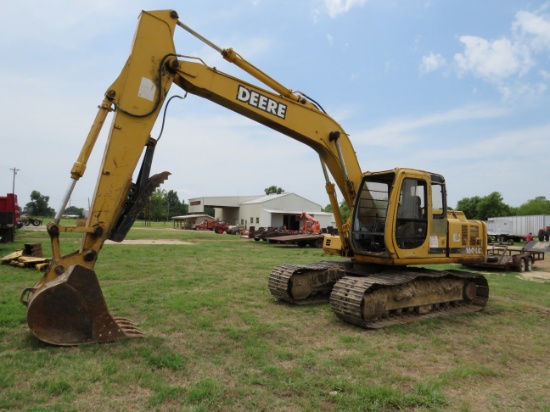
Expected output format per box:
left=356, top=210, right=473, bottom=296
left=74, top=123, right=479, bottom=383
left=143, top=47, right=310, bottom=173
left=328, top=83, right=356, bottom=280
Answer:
left=24, top=265, right=143, bottom=346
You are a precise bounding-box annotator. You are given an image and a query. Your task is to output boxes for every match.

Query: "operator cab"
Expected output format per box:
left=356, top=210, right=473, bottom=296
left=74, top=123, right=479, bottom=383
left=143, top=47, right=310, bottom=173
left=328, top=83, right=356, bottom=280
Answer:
left=351, top=169, right=447, bottom=257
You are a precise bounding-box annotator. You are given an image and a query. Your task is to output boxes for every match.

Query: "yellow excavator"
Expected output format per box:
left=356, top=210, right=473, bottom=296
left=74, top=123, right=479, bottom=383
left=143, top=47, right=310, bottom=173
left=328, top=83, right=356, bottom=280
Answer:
left=20, top=10, right=489, bottom=345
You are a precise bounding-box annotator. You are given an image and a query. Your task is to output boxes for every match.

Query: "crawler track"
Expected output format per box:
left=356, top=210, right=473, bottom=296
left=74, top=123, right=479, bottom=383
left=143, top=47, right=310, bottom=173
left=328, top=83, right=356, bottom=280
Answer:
left=268, top=261, right=348, bottom=305
left=330, top=268, right=489, bottom=328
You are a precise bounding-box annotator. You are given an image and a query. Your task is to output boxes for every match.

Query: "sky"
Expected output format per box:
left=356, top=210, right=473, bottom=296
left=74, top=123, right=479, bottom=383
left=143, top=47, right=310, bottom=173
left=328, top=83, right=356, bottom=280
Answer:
left=1, top=0, right=549, bottom=213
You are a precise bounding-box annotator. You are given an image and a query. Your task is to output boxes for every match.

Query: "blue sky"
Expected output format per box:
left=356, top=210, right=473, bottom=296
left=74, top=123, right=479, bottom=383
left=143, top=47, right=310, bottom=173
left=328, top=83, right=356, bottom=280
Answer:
left=1, top=0, right=549, bottom=213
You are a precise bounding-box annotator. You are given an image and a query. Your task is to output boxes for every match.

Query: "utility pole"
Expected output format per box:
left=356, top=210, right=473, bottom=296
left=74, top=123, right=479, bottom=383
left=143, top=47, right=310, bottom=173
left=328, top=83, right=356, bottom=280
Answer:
left=9, top=167, right=19, bottom=194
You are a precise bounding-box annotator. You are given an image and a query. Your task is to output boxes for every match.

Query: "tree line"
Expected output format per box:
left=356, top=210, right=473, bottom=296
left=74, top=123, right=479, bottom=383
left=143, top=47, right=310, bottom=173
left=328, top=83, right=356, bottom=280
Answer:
left=22, top=185, right=286, bottom=221
left=455, top=192, right=550, bottom=220
left=141, top=189, right=189, bottom=221
left=22, top=189, right=190, bottom=221
left=324, top=192, right=550, bottom=222
left=22, top=188, right=550, bottom=223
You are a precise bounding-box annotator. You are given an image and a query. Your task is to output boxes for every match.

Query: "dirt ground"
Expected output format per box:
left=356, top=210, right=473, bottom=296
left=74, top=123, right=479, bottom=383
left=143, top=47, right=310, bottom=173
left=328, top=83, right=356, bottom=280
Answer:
left=522, top=254, right=550, bottom=281
left=104, top=239, right=193, bottom=245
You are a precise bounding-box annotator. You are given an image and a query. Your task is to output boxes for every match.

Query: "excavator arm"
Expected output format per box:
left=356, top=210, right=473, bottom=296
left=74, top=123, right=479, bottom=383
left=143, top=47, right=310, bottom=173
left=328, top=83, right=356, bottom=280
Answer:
left=21, top=10, right=363, bottom=345
left=20, top=10, right=182, bottom=345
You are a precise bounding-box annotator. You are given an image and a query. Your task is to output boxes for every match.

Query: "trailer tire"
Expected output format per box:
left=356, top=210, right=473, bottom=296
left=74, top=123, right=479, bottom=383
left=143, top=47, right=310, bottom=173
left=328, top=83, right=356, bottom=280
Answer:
left=32, top=219, right=41, bottom=226
left=526, top=258, right=533, bottom=272
left=517, top=258, right=528, bottom=273
left=309, top=238, right=323, bottom=248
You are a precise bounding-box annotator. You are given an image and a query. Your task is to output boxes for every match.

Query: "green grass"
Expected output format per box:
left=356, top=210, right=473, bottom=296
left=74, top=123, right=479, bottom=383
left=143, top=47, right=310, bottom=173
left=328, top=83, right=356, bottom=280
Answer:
left=1, top=225, right=549, bottom=411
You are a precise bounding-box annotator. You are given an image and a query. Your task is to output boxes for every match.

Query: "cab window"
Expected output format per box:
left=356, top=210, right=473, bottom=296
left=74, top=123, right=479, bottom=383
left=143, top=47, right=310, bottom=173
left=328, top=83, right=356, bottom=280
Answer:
left=351, top=174, right=392, bottom=253
left=396, top=178, right=427, bottom=249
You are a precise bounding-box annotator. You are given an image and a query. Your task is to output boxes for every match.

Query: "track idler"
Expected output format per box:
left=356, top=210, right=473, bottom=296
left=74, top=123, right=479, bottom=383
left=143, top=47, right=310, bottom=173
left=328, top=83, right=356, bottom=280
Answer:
left=21, top=265, right=143, bottom=346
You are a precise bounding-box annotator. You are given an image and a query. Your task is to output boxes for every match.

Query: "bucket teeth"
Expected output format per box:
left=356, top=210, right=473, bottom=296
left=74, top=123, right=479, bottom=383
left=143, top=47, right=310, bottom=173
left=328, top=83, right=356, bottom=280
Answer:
left=114, top=317, right=145, bottom=337
left=113, top=317, right=139, bottom=327
left=121, top=328, right=146, bottom=338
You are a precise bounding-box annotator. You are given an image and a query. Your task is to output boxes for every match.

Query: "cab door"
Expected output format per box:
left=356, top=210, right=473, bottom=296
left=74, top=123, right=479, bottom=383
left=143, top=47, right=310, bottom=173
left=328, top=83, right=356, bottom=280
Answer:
left=394, top=177, right=429, bottom=254
left=392, top=173, right=449, bottom=259
left=428, top=175, right=448, bottom=257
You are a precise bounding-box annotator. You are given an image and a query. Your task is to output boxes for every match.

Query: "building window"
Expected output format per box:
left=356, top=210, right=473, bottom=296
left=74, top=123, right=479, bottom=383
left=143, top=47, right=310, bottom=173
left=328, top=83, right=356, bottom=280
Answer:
left=250, top=217, right=253, bottom=224
left=256, top=217, right=259, bottom=223
left=241, top=219, right=244, bottom=225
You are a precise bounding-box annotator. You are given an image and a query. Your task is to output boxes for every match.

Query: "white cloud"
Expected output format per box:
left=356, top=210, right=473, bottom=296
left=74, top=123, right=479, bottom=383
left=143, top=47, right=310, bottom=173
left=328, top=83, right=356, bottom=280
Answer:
left=350, top=116, right=550, bottom=207
left=324, top=0, right=367, bottom=18
left=513, top=9, right=550, bottom=52
left=420, top=52, right=446, bottom=74
left=493, top=81, right=548, bottom=101
left=415, top=122, right=550, bottom=205
left=454, top=35, right=532, bottom=82
left=454, top=6, right=550, bottom=84
left=354, top=104, right=509, bottom=147
left=426, top=5, right=550, bottom=98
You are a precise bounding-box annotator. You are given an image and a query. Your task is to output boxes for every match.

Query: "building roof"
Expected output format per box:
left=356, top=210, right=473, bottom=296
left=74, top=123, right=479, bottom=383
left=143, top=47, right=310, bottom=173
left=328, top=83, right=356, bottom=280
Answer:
left=263, top=209, right=333, bottom=216
left=171, top=214, right=213, bottom=221
left=241, top=193, right=288, bottom=204
left=243, top=192, right=320, bottom=208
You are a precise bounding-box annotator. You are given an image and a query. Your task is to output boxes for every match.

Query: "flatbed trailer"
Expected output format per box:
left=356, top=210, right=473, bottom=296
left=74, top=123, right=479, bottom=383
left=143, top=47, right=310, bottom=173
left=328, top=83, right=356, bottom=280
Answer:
left=464, top=243, right=546, bottom=272
left=250, top=227, right=325, bottom=247
left=265, top=233, right=325, bottom=248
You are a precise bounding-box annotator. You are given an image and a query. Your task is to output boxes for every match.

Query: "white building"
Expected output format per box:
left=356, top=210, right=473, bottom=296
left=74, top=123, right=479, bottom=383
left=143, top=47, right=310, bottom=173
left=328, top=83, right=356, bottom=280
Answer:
left=186, top=193, right=335, bottom=230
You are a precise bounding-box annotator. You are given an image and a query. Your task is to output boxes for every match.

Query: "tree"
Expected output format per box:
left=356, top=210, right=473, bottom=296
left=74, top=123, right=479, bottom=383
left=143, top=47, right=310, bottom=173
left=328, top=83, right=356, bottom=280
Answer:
left=204, top=206, right=216, bottom=217
left=516, top=196, right=550, bottom=215
left=25, top=190, right=55, bottom=217
left=64, top=206, right=85, bottom=218
left=339, top=201, right=350, bottom=222
left=264, top=185, right=284, bottom=195
left=456, top=196, right=481, bottom=219
left=323, top=201, right=350, bottom=222
left=456, top=192, right=513, bottom=220
left=166, top=190, right=188, bottom=216
left=149, top=189, right=169, bottom=221
left=139, top=189, right=188, bottom=221
left=476, top=192, right=513, bottom=220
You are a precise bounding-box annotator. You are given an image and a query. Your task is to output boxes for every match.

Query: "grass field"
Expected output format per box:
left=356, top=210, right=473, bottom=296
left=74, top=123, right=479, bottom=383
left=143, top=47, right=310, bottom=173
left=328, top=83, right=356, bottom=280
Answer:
left=1, top=223, right=550, bottom=411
